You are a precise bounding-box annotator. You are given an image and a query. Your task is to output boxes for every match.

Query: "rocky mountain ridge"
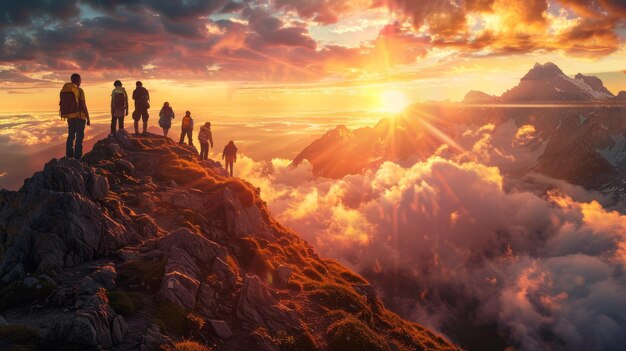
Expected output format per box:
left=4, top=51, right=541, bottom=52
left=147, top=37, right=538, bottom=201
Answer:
left=0, top=130, right=458, bottom=351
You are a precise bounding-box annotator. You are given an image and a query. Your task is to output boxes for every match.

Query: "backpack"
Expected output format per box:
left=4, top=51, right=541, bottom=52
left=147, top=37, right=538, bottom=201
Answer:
left=136, top=88, right=150, bottom=110
left=182, top=116, right=192, bottom=130
left=59, top=83, right=80, bottom=119
left=113, top=89, right=126, bottom=109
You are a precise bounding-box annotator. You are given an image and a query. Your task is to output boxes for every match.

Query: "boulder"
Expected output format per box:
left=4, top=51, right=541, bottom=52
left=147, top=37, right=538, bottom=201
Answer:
left=212, top=257, right=239, bottom=291
left=90, top=264, right=117, bottom=290
left=223, top=187, right=265, bottom=237
left=236, top=275, right=300, bottom=332
left=158, top=270, right=200, bottom=311
left=156, top=228, right=227, bottom=311
left=157, top=228, right=226, bottom=268
left=208, top=319, right=233, bottom=339
left=115, top=159, right=135, bottom=176
left=78, top=276, right=102, bottom=296
left=139, top=327, right=174, bottom=351
left=111, top=314, right=127, bottom=344
left=46, top=289, right=118, bottom=348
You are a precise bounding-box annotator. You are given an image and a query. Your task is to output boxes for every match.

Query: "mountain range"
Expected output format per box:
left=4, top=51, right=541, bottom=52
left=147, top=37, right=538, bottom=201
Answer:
left=293, top=63, right=626, bottom=196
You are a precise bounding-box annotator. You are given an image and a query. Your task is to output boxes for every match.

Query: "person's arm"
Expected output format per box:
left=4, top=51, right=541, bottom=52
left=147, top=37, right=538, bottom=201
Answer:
left=208, top=131, right=213, bottom=148
left=222, top=146, right=226, bottom=160
left=80, top=89, right=90, bottom=126
left=125, top=91, right=129, bottom=115
left=110, top=92, right=115, bottom=115
left=146, top=89, right=150, bottom=102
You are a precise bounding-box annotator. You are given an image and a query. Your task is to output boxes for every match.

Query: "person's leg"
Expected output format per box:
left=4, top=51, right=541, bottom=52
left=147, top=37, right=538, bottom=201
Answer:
left=119, top=116, right=124, bottom=130
left=163, top=128, right=168, bottom=137
left=74, top=119, right=86, bottom=159
left=200, top=142, right=207, bottom=159
left=186, top=130, right=193, bottom=145
left=179, top=131, right=185, bottom=144
left=228, top=159, right=234, bottom=176
left=111, top=115, right=116, bottom=134
left=66, top=119, right=76, bottom=158
left=134, top=120, right=139, bottom=135
left=142, top=110, right=149, bottom=133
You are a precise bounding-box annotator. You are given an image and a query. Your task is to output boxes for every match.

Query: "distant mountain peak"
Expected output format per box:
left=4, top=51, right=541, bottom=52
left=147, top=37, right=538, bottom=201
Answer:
left=574, top=73, right=614, bottom=96
left=463, top=90, right=498, bottom=103
left=522, top=62, right=565, bottom=80
left=501, top=62, right=614, bottom=101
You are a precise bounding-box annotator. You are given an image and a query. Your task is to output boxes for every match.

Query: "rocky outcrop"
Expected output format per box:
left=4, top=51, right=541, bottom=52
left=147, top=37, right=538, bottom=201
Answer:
left=0, top=156, right=158, bottom=282
left=0, top=131, right=460, bottom=351
left=46, top=288, right=126, bottom=349
left=237, top=275, right=300, bottom=332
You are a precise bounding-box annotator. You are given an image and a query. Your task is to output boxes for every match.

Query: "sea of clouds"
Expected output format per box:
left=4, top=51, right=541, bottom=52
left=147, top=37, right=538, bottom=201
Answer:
left=238, top=124, right=626, bottom=351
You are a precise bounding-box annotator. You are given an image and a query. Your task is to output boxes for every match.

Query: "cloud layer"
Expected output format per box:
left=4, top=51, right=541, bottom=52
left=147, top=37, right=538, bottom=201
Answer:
left=239, top=135, right=626, bottom=350
left=0, top=0, right=624, bottom=85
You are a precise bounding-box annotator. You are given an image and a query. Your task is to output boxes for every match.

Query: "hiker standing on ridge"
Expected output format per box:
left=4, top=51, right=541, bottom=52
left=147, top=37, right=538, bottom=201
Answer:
left=179, top=111, right=194, bottom=146
left=132, top=81, right=150, bottom=135
left=198, top=122, right=213, bottom=160
left=59, top=73, right=90, bottom=159
left=158, top=102, right=175, bottom=137
left=110, top=80, right=128, bottom=135
left=222, top=140, right=238, bottom=176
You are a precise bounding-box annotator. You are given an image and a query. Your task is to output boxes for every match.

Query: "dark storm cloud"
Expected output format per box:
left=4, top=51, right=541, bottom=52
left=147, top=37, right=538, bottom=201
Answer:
left=0, top=0, right=80, bottom=28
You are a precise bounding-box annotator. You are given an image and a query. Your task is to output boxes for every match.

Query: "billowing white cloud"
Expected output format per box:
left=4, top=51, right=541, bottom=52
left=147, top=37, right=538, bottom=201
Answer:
left=239, top=143, right=626, bottom=350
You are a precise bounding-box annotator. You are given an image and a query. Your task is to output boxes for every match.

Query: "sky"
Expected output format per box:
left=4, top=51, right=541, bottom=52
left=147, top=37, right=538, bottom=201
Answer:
left=0, top=0, right=625, bottom=114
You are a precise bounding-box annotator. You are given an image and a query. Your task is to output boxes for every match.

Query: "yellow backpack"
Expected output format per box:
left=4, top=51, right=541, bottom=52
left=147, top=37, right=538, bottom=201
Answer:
left=59, top=83, right=81, bottom=119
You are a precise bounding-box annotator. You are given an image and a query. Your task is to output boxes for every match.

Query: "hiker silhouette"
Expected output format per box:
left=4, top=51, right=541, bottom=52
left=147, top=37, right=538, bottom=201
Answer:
left=110, top=80, right=128, bottom=134
left=158, top=102, right=175, bottom=137
left=198, top=122, right=214, bottom=160
left=222, top=140, right=238, bottom=176
left=132, top=81, right=150, bottom=135
left=179, top=111, right=194, bottom=145
left=60, top=73, right=90, bottom=159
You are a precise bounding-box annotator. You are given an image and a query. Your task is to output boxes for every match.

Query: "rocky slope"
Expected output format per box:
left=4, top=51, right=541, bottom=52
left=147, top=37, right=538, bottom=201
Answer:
left=0, top=130, right=459, bottom=351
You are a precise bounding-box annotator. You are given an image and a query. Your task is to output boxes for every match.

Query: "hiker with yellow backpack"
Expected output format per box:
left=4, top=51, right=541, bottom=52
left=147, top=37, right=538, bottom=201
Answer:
left=59, top=73, right=90, bottom=159
left=110, top=80, right=128, bottom=135
left=179, top=111, right=194, bottom=146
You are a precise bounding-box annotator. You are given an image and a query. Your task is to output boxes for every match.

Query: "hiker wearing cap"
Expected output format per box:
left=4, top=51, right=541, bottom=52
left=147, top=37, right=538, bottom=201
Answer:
left=198, top=122, right=213, bottom=160
left=110, top=80, right=128, bottom=135
left=132, top=81, right=150, bottom=135
left=179, top=111, right=194, bottom=145
left=158, top=102, right=175, bottom=136
left=59, top=73, right=90, bottom=159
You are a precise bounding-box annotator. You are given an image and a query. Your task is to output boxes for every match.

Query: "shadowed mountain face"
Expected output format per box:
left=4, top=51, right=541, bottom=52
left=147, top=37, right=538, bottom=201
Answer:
left=293, top=63, right=626, bottom=196
left=0, top=130, right=458, bottom=351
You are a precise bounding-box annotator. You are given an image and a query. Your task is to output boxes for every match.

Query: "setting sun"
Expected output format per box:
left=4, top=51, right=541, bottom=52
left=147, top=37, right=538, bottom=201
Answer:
left=379, top=90, right=411, bottom=113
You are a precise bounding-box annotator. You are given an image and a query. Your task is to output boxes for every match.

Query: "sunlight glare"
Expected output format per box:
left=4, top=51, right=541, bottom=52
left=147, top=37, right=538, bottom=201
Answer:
left=379, top=90, right=411, bottom=113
